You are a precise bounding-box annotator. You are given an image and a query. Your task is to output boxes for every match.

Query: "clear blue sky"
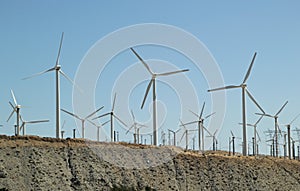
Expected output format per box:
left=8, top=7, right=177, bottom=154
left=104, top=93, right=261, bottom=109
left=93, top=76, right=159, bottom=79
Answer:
left=1, top=1, right=300, bottom=154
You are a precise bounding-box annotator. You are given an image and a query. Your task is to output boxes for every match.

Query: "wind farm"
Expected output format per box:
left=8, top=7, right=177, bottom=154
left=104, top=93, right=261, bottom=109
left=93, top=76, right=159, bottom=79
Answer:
left=1, top=1, right=300, bottom=190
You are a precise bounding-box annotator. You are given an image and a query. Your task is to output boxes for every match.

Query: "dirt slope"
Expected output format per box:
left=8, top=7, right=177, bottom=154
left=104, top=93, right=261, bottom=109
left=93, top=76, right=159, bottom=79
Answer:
left=0, top=135, right=300, bottom=191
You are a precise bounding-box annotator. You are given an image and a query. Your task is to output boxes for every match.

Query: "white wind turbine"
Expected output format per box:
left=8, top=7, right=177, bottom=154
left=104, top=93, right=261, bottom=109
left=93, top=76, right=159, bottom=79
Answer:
left=207, top=129, right=218, bottom=151
left=130, top=47, right=189, bottom=146
left=23, top=32, right=75, bottom=138
left=93, top=93, right=127, bottom=142
left=126, top=110, right=147, bottom=144
left=239, top=115, right=263, bottom=156
left=61, top=106, right=104, bottom=139
left=181, top=102, right=215, bottom=151
left=256, top=101, right=288, bottom=157
left=19, top=115, right=49, bottom=136
left=88, top=119, right=110, bottom=142
left=7, top=90, right=22, bottom=136
left=208, top=52, right=264, bottom=156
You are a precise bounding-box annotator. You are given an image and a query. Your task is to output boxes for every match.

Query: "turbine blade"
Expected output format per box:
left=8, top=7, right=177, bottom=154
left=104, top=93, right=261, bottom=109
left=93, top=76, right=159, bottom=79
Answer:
left=179, top=120, right=188, bottom=131
left=113, top=114, right=127, bottom=127
left=242, top=52, right=257, bottom=84
left=290, top=113, right=300, bottom=125
left=130, top=47, right=153, bottom=75
left=22, top=67, right=56, bottom=80
left=255, top=113, right=273, bottom=118
left=61, top=108, right=81, bottom=120
left=213, top=129, right=218, bottom=136
left=62, top=120, right=66, bottom=129
left=189, top=110, right=200, bottom=118
left=245, top=89, right=265, bottom=114
left=27, top=120, right=49, bottom=124
left=255, top=115, right=264, bottom=126
left=56, top=32, right=64, bottom=66
left=256, top=131, right=261, bottom=142
left=156, top=69, right=189, bottom=76
left=126, top=124, right=135, bottom=134
left=230, top=130, right=234, bottom=137
left=275, top=101, right=288, bottom=116
left=7, top=110, right=15, bottom=122
left=202, top=125, right=212, bottom=136
left=141, top=79, right=153, bottom=109
left=180, top=131, right=186, bottom=142
left=199, top=102, right=205, bottom=119
left=87, top=119, right=98, bottom=127
left=102, top=120, right=110, bottom=126
left=9, top=101, right=16, bottom=110
left=208, top=85, right=241, bottom=92
left=130, top=109, right=135, bottom=121
left=20, top=123, right=25, bottom=131
left=205, top=112, right=216, bottom=119
left=10, top=89, right=17, bottom=105
left=180, top=121, right=199, bottom=127
left=85, top=106, right=104, bottom=119
left=112, top=93, right=117, bottom=111
left=92, top=112, right=110, bottom=120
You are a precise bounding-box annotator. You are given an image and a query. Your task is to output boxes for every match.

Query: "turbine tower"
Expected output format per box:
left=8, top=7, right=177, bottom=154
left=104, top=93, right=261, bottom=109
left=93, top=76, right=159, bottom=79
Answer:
left=208, top=52, right=264, bottom=156
left=130, top=47, right=189, bottom=146
left=61, top=106, right=104, bottom=138
left=256, top=101, right=288, bottom=157
left=23, top=32, right=75, bottom=138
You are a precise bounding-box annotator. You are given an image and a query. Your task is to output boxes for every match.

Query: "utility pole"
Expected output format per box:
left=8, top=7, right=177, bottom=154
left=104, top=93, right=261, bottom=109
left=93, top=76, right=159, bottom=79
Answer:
left=73, top=129, right=76, bottom=139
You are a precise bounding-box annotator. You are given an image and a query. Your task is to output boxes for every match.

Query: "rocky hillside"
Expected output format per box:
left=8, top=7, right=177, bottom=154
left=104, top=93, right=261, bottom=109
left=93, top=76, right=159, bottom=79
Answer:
left=0, top=135, right=300, bottom=191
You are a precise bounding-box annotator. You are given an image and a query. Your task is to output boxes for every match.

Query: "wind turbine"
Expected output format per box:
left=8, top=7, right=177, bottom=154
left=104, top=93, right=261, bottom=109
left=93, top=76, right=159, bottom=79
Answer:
left=93, top=93, right=127, bottom=142
left=130, top=48, right=189, bottom=146
left=207, top=129, right=218, bottom=151
left=239, top=115, right=263, bottom=156
left=168, top=128, right=181, bottom=146
left=126, top=110, right=147, bottom=144
left=181, top=102, right=215, bottom=151
left=179, top=120, right=192, bottom=150
left=284, top=113, right=300, bottom=159
left=61, top=106, right=104, bottom=139
left=23, top=32, right=75, bottom=138
left=208, top=52, right=264, bottom=156
left=19, top=115, right=49, bottom=136
left=256, top=101, right=288, bottom=157
left=230, top=130, right=241, bottom=156
left=7, top=90, right=22, bottom=136
left=88, top=119, right=110, bottom=142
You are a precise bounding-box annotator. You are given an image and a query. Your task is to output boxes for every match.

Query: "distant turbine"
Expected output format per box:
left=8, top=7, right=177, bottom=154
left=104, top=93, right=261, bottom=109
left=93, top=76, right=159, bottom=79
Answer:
left=61, top=106, right=104, bottom=139
left=284, top=113, right=300, bottom=159
left=256, top=101, right=288, bottom=157
left=130, top=47, right=189, bottom=146
left=179, top=120, right=198, bottom=150
left=19, top=115, right=49, bottom=136
left=168, top=128, right=181, bottom=146
left=239, top=115, right=263, bottom=156
left=88, top=120, right=110, bottom=142
left=207, top=129, right=218, bottom=151
left=208, top=52, right=264, bottom=156
left=126, top=110, right=147, bottom=144
left=181, top=102, right=215, bottom=151
left=7, top=90, right=22, bottom=136
left=93, top=93, right=127, bottom=142
left=23, top=32, right=76, bottom=138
